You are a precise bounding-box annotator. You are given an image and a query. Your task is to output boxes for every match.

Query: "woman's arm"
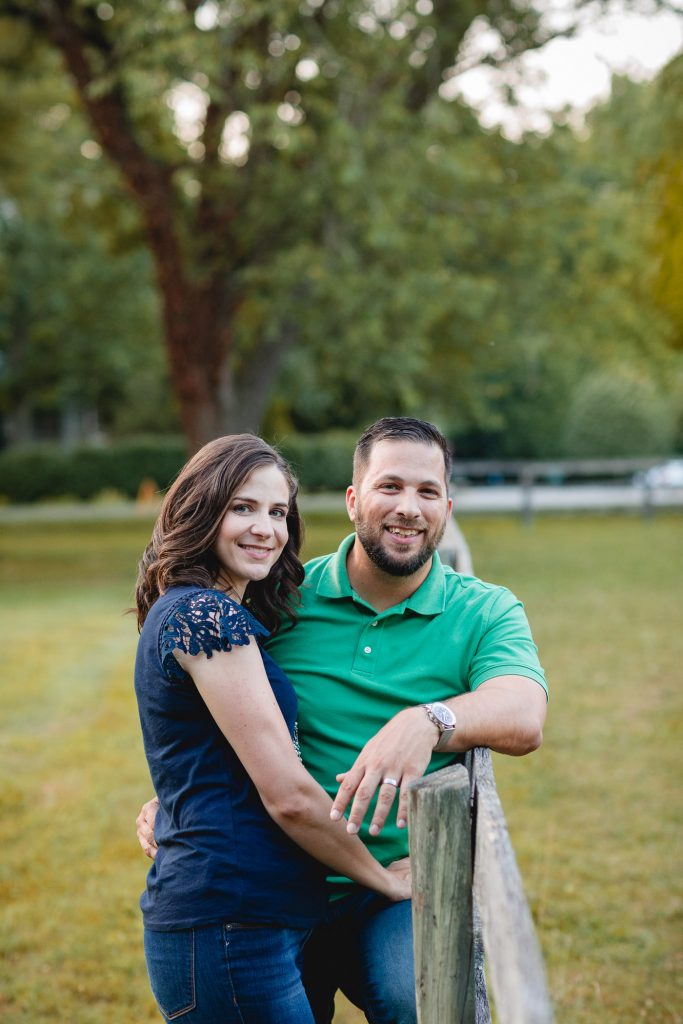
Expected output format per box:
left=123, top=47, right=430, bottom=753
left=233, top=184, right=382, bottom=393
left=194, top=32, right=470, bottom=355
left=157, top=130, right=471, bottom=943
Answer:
left=174, top=639, right=410, bottom=902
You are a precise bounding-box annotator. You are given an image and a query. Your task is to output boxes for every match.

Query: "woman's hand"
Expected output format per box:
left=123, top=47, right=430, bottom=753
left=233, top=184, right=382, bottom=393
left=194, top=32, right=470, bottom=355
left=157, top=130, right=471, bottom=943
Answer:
left=382, top=856, right=411, bottom=902
left=136, top=796, right=159, bottom=859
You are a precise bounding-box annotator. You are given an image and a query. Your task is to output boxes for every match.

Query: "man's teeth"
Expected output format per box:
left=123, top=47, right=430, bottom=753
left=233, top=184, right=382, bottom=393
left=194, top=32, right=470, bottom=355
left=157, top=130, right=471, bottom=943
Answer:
left=386, top=527, right=420, bottom=537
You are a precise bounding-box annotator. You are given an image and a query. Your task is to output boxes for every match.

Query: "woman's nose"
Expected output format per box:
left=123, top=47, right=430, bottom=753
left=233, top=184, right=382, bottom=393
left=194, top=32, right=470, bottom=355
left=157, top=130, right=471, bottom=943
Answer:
left=250, top=512, right=274, bottom=536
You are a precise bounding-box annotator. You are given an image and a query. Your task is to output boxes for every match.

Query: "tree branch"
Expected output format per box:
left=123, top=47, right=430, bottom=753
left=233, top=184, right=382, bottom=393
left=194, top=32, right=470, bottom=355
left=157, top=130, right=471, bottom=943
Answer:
left=31, top=3, right=194, bottom=302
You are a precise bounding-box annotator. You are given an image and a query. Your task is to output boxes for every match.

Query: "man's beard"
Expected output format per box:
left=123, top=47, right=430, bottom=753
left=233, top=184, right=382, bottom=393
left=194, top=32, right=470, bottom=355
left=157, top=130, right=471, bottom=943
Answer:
left=355, top=512, right=448, bottom=578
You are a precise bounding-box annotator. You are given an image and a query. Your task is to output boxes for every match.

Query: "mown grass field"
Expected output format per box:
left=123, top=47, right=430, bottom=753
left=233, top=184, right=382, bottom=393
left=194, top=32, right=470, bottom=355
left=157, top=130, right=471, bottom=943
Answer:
left=0, top=511, right=681, bottom=1023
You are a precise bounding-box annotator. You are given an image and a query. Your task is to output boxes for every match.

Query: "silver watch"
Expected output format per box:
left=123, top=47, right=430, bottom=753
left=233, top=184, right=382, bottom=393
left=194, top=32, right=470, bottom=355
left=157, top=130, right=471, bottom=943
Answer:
left=421, top=701, right=456, bottom=739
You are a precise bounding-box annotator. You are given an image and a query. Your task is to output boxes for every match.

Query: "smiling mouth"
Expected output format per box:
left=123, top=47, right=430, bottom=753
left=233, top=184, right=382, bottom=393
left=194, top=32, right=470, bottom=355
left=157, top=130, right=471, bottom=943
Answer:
left=239, top=544, right=274, bottom=554
left=385, top=526, right=423, bottom=539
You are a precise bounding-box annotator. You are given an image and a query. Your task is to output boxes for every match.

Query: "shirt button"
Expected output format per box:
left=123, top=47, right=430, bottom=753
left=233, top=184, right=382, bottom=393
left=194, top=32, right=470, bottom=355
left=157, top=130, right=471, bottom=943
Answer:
left=364, top=646, right=372, bottom=654
left=371, top=621, right=378, bottom=627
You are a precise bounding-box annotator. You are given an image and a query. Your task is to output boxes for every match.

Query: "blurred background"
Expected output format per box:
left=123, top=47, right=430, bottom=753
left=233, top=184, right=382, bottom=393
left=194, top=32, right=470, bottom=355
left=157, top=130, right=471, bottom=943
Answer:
left=0, top=1, right=681, bottom=1022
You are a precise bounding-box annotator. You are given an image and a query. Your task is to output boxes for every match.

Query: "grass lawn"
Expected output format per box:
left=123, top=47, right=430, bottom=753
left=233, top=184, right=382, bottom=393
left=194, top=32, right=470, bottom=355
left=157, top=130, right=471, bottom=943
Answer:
left=0, top=511, right=681, bottom=1023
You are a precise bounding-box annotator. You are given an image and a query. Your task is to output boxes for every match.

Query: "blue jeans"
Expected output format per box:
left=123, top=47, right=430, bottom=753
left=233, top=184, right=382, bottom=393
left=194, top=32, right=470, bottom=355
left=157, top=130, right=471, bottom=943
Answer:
left=144, top=923, right=314, bottom=1023
left=302, top=890, right=415, bottom=1024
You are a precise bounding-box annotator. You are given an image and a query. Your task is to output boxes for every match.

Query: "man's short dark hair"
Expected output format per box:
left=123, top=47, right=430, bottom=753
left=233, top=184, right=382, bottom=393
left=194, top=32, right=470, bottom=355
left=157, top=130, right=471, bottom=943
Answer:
left=353, top=417, right=452, bottom=485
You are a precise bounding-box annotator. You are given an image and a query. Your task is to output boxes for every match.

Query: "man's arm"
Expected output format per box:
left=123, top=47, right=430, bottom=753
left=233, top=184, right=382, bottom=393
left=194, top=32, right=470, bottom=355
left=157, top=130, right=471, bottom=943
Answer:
left=329, top=675, right=547, bottom=837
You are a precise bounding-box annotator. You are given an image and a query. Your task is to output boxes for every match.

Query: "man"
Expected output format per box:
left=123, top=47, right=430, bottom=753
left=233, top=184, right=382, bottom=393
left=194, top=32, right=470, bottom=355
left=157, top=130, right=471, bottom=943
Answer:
left=137, top=416, right=547, bottom=1024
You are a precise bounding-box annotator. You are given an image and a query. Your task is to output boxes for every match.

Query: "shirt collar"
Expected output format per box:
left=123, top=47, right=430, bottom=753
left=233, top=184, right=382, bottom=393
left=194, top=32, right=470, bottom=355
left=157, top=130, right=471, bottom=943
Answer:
left=316, top=533, right=447, bottom=616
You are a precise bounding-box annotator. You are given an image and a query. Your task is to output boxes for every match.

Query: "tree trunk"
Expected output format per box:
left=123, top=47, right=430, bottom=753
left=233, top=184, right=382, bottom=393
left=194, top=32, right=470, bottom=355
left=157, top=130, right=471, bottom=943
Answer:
left=158, top=274, right=294, bottom=452
left=41, top=4, right=287, bottom=452
left=155, top=270, right=231, bottom=452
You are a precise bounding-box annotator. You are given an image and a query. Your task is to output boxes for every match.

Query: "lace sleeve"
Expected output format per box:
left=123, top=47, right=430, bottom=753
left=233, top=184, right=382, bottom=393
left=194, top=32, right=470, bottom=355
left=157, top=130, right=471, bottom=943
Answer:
left=159, top=590, right=269, bottom=682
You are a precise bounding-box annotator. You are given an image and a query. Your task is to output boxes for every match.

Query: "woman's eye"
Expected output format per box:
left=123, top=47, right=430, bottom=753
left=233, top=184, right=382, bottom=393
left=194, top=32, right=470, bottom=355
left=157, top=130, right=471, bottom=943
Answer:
left=270, top=508, right=287, bottom=518
left=233, top=504, right=250, bottom=513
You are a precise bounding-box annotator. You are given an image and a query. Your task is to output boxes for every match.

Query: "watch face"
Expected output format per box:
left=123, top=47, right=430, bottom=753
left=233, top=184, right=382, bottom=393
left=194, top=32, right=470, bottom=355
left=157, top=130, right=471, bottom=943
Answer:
left=431, top=702, right=455, bottom=728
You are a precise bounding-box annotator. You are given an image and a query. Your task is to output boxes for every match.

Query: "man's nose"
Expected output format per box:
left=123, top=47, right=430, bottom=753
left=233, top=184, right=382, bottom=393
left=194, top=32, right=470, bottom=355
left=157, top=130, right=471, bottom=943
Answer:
left=395, top=490, right=421, bottom=518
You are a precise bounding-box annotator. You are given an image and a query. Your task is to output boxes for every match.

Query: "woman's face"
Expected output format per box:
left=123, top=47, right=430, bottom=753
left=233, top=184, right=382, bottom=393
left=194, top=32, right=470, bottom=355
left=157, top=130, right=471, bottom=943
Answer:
left=214, top=463, right=290, bottom=599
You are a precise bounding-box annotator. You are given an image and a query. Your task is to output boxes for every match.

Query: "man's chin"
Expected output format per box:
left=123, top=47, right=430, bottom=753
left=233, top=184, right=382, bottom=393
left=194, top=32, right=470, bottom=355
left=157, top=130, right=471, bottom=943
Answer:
left=361, top=536, right=434, bottom=577
left=384, top=558, right=431, bottom=578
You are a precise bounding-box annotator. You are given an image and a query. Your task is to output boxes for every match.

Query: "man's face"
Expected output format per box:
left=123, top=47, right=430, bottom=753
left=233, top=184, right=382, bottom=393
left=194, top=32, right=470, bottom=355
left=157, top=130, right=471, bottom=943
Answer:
left=346, top=439, right=452, bottom=577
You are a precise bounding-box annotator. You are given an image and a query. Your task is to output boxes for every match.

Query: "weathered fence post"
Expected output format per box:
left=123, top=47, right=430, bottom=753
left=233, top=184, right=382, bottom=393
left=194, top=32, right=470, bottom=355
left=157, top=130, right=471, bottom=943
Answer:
left=438, top=514, right=474, bottom=574
left=471, top=748, right=554, bottom=1024
left=410, top=752, right=553, bottom=1024
left=520, top=466, right=535, bottom=527
left=409, top=764, right=474, bottom=1024
left=641, top=478, right=654, bottom=519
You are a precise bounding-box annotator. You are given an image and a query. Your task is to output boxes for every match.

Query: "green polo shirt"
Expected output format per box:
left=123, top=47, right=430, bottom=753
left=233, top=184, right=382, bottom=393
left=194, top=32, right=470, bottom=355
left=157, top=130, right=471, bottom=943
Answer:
left=266, top=534, right=547, bottom=886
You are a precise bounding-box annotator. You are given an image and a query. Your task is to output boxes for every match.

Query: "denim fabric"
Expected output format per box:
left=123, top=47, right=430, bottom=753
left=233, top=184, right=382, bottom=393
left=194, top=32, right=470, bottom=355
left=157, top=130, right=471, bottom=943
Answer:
left=144, top=923, right=314, bottom=1023
left=302, top=889, right=416, bottom=1024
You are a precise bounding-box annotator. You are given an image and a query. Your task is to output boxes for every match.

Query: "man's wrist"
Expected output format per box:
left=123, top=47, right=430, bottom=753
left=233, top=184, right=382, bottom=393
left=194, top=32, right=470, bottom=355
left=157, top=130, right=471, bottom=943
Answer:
left=433, top=729, right=453, bottom=752
left=420, top=702, right=457, bottom=750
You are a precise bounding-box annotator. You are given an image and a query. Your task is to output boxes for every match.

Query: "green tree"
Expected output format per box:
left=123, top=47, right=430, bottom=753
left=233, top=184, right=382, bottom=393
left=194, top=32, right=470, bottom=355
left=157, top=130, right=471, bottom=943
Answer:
left=0, top=34, right=173, bottom=444
left=0, top=0, right=620, bottom=450
left=563, top=368, right=675, bottom=457
left=0, top=210, right=172, bottom=444
left=448, top=67, right=683, bottom=458
left=650, top=55, right=683, bottom=351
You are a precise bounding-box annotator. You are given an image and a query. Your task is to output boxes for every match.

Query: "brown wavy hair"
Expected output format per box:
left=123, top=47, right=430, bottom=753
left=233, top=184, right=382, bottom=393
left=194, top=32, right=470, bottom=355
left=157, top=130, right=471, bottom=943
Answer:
left=135, top=435, right=304, bottom=632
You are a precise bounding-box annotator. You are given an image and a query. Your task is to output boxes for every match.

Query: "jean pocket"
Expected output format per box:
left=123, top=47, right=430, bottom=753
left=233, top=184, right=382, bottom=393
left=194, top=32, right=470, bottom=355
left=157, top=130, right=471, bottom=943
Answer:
left=144, top=928, right=196, bottom=1020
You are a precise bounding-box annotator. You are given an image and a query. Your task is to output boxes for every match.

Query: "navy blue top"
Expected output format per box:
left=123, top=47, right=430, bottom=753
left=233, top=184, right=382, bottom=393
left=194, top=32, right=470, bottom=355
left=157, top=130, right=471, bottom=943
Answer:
left=134, top=585, right=327, bottom=931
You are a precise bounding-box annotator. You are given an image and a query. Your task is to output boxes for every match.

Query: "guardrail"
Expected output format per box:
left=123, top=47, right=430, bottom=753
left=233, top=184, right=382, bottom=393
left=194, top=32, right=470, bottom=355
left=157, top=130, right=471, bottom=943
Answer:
left=409, top=749, right=553, bottom=1023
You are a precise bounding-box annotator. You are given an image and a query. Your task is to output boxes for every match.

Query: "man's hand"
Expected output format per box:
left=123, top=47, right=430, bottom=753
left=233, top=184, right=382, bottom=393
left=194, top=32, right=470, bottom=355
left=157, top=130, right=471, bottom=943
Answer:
left=136, top=796, right=159, bottom=859
left=328, top=677, right=546, bottom=837
left=329, top=707, right=438, bottom=836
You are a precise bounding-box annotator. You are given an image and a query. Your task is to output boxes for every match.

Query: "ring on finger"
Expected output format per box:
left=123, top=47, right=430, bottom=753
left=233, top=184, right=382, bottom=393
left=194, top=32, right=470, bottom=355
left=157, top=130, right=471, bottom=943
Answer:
left=382, top=777, right=400, bottom=787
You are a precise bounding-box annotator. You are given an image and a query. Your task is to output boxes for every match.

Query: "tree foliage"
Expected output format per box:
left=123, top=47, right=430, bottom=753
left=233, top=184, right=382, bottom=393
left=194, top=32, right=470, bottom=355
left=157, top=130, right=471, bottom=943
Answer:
left=563, top=368, right=675, bottom=457
left=0, top=35, right=171, bottom=443
left=0, top=1, right=681, bottom=457
left=0, top=0, right=643, bottom=450
left=650, top=55, right=683, bottom=350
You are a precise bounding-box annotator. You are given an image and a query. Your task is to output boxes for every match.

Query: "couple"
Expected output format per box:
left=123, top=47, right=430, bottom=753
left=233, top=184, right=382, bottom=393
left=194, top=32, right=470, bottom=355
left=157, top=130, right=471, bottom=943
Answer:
left=134, top=416, right=548, bottom=1024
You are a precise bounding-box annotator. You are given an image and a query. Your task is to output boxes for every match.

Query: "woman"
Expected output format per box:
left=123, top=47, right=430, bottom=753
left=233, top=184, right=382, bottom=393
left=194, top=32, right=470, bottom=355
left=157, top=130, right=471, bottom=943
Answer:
left=134, top=435, right=410, bottom=1024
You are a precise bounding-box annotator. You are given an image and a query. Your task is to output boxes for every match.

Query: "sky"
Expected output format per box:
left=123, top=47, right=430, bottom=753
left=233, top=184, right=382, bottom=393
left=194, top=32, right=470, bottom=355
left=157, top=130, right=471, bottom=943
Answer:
left=447, top=3, right=683, bottom=136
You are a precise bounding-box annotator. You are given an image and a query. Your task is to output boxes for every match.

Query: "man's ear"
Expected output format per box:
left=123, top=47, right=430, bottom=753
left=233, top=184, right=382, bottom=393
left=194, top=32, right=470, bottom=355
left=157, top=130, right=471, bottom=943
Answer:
left=346, top=485, right=357, bottom=523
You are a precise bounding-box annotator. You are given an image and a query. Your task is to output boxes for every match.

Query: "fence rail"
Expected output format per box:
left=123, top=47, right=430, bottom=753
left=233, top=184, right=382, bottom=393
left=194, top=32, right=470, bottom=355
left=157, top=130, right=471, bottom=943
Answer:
left=409, top=749, right=553, bottom=1024
left=450, top=456, right=668, bottom=482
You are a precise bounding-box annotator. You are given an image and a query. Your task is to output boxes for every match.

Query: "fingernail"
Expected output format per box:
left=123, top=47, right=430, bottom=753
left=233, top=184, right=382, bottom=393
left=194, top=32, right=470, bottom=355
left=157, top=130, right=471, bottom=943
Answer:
left=347, top=823, right=359, bottom=835
left=397, top=818, right=406, bottom=828
left=369, top=824, right=379, bottom=836
left=330, top=810, right=341, bottom=821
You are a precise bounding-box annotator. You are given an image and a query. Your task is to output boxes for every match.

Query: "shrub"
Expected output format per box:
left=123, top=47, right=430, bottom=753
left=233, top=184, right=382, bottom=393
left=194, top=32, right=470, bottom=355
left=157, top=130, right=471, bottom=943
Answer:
left=275, top=431, right=357, bottom=492
left=0, top=438, right=188, bottom=504
left=563, top=370, right=675, bottom=458
left=0, top=432, right=361, bottom=503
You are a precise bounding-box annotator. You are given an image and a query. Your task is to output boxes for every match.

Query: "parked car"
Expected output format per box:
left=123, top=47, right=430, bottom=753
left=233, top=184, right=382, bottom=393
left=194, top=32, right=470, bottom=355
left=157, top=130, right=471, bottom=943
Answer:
left=635, top=459, right=683, bottom=488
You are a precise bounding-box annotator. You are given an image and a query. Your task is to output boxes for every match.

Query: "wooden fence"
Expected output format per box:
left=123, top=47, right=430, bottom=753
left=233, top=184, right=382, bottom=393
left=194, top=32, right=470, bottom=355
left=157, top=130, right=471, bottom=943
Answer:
left=450, top=456, right=664, bottom=485
left=409, top=748, right=553, bottom=1024
left=450, top=457, right=674, bottom=524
